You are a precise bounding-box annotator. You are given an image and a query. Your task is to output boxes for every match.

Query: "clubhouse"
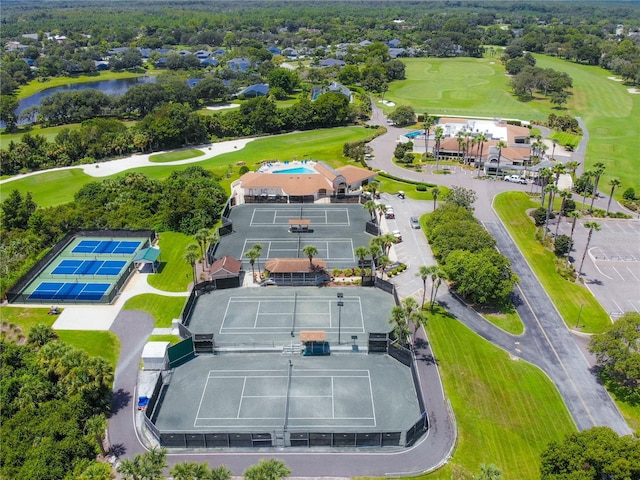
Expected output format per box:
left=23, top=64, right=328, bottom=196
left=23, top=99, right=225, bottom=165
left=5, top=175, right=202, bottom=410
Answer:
left=231, top=161, right=377, bottom=204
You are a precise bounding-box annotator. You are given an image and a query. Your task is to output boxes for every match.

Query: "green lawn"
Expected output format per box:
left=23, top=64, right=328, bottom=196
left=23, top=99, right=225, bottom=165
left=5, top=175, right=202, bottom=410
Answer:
left=149, top=149, right=205, bottom=163
left=494, top=191, right=610, bottom=333
left=0, top=306, right=120, bottom=367
left=549, top=131, right=581, bottom=150
left=15, top=70, right=147, bottom=99
left=387, top=57, right=554, bottom=122
left=122, top=293, right=186, bottom=328
left=148, top=231, right=194, bottom=292
left=2, top=127, right=377, bottom=207
left=420, top=310, right=575, bottom=479
left=482, top=309, right=524, bottom=335
left=147, top=334, right=182, bottom=345
left=57, top=330, right=120, bottom=368
left=376, top=175, right=450, bottom=201
left=533, top=54, right=640, bottom=195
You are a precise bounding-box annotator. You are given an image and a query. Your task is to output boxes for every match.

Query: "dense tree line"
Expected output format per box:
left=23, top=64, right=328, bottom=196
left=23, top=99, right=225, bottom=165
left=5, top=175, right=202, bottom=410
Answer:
left=0, top=91, right=356, bottom=175
left=0, top=167, right=226, bottom=296
left=424, top=201, right=519, bottom=306
left=1, top=327, right=113, bottom=479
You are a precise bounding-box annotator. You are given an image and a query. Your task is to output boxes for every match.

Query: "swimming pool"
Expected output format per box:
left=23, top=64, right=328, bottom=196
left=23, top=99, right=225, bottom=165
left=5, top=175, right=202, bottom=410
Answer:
left=273, top=167, right=315, bottom=174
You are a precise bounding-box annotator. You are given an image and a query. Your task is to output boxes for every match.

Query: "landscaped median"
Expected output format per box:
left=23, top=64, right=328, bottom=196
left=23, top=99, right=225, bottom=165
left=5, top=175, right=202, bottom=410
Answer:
left=493, top=191, right=610, bottom=333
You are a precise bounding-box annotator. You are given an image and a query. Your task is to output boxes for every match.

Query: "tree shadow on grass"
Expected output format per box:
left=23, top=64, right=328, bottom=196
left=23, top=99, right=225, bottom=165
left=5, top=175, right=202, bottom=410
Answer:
left=592, top=366, right=640, bottom=407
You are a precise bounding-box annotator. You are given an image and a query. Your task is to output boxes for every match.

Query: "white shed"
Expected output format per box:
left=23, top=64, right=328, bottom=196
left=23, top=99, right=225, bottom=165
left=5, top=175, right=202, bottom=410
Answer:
left=141, top=341, right=169, bottom=371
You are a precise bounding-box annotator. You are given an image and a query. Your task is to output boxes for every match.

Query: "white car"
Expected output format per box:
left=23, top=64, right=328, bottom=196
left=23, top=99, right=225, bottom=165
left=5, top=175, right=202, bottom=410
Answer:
left=504, top=175, right=527, bottom=184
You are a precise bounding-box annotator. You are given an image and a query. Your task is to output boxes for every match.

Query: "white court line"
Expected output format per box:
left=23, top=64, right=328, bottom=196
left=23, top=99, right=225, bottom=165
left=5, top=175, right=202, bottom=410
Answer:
left=331, top=377, right=335, bottom=419
left=236, top=377, right=247, bottom=419
left=367, top=371, right=377, bottom=427
left=627, top=266, right=639, bottom=281
left=254, top=301, right=260, bottom=328
left=194, top=374, right=213, bottom=427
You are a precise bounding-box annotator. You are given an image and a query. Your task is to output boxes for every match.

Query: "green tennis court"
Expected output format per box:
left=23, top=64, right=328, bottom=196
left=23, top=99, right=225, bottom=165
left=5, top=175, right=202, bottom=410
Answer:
left=216, top=204, right=373, bottom=269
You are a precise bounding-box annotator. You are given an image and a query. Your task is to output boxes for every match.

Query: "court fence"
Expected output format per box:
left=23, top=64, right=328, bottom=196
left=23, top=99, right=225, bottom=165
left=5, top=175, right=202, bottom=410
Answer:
left=6, top=229, right=155, bottom=304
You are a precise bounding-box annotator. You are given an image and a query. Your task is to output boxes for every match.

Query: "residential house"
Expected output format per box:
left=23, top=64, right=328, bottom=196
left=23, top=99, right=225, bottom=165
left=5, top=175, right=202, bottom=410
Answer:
left=228, top=57, right=251, bottom=72
left=267, top=46, right=281, bottom=55
left=238, top=83, right=270, bottom=98
left=319, top=58, right=346, bottom=68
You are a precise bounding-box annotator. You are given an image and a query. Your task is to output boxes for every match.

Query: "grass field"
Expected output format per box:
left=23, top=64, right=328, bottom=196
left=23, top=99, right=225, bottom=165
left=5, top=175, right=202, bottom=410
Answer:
left=0, top=306, right=120, bottom=367
left=147, top=334, right=182, bottom=345
left=122, top=294, right=186, bottom=328
left=147, top=231, right=194, bottom=292
left=534, top=54, right=639, bottom=194
left=494, top=191, right=610, bottom=333
left=149, top=149, right=205, bottom=163
left=387, top=57, right=553, bottom=122
left=419, top=310, right=575, bottom=479
left=1, top=127, right=376, bottom=207
left=481, top=309, right=524, bottom=335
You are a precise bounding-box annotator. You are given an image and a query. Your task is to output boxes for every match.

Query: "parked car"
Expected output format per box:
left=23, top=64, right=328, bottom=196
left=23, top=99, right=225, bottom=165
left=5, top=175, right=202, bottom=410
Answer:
left=410, top=216, right=420, bottom=229
left=392, top=230, right=402, bottom=242
left=504, top=175, right=527, bottom=184
left=385, top=208, right=395, bottom=219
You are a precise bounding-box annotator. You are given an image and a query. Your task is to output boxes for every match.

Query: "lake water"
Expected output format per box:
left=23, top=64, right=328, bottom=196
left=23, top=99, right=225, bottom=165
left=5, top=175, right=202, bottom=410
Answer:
left=8, top=75, right=157, bottom=127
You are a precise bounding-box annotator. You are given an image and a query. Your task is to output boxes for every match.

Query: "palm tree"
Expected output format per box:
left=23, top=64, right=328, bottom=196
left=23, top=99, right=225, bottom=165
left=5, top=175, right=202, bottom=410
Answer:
left=495, top=140, right=507, bottom=178
left=431, top=186, right=441, bottom=210
left=567, top=210, right=581, bottom=267
left=589, top=162, right=606, bottom=213
left=363, top=199, right=377, bottom=220
left=380, top=232, right=398, bottom=256
left=194, top=228, right=209, bottom=266
left=543, top=184, right=558, bottom=240
left=423, top=114, right=435, bottom=158
left=401, top=297, right=422, bottom=335
left=355, top=246, right=369, bottom=283
left=539, top=167, right=553, bottom=205
left=369, top=237, right=383, bottom=272
left=377, top=255, right=391, bottom=279
left=577, top=221, right=601, bottom=281
left=85, top=414, right=107, bottom=457
left=606, top=178, right=622, bottom=215
left=566, top=160, right=581, bottom=182
left=551, top=138, right=558, bottom=159
left=475, top=132, right=487, bottom=175
left=417, top=265, right=437, bottom=309
left=580, top=170, right=595, bottom=213
left=184, top=244, right=199, bottom=286
left=456, top=131, right=465, bottom=165
left=367, top=180, right=380, bottom=199
left=302, top=244, right=319, bottom=268
left=555, top=190, right=573, bottom=238
left=389, top=306, right=410, bottom=346
left=171, top=462, right=210, bottom=480
left=429, top=268, right=447, bottom=312
left=376, top=203, right=387, bottom=227
left=244, top=459, right=291, bottom=480
left=244, top=248, right=260, bottom=282
left=552, top=162, right=566, bottom=187
left=434, top=126, right=444, bottom=170
left=253, top=243, right=263, bottom=276
left=117, top=447, right=167, bottom=480
left=204, top=229, right=219, bottom=268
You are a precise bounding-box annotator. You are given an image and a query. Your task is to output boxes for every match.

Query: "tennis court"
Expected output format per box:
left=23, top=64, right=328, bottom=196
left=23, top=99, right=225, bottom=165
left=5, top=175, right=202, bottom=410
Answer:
left=152, top=353, right=420, bottom=444
left=219, top=293, right=364, bottom=335
left=28, top=282, right=111, bottom=301
left=195, top=367, right=375, bottom=428
left=51, top=259, right=126, bottom=276
left=241, top=238, right=355, bottom=263
left=215, top=204, right=373, bottom=269
left=9, top=233, right=151, bottom=304
left=72, top=239, right=141, bottom=254
left=186, top=286, right=394, bottom=347
left=249, top=207, right=351, bottom=227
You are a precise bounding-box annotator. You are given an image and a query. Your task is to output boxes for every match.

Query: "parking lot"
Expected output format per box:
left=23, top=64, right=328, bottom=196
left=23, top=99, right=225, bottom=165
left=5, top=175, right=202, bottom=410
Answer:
left=555, top=217, right=640, bottom=317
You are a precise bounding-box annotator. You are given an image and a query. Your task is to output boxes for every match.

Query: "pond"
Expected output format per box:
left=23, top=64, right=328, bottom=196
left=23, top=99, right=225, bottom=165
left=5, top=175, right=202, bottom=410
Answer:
left=8, top=75, right=157, bottom=127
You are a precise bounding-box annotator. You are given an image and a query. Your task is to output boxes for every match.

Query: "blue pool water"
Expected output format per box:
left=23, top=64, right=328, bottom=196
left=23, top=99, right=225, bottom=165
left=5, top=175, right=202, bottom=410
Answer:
left=273, top=167, right=315, bottom=174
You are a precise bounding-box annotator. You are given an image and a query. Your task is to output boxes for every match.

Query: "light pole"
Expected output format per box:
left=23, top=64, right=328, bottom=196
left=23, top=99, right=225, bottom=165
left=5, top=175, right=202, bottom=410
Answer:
left=575, top=304, right=584, bottom=329
left=337, top=292, right=344, bottom=345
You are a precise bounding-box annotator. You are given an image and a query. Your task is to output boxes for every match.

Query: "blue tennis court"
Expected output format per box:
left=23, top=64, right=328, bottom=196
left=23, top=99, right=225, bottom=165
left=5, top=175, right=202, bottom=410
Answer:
left=52, top=259, right=126, bottom=276
left=28, top=282, right=111, bottom=301
left=72, top=240, right=141, bottom=255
